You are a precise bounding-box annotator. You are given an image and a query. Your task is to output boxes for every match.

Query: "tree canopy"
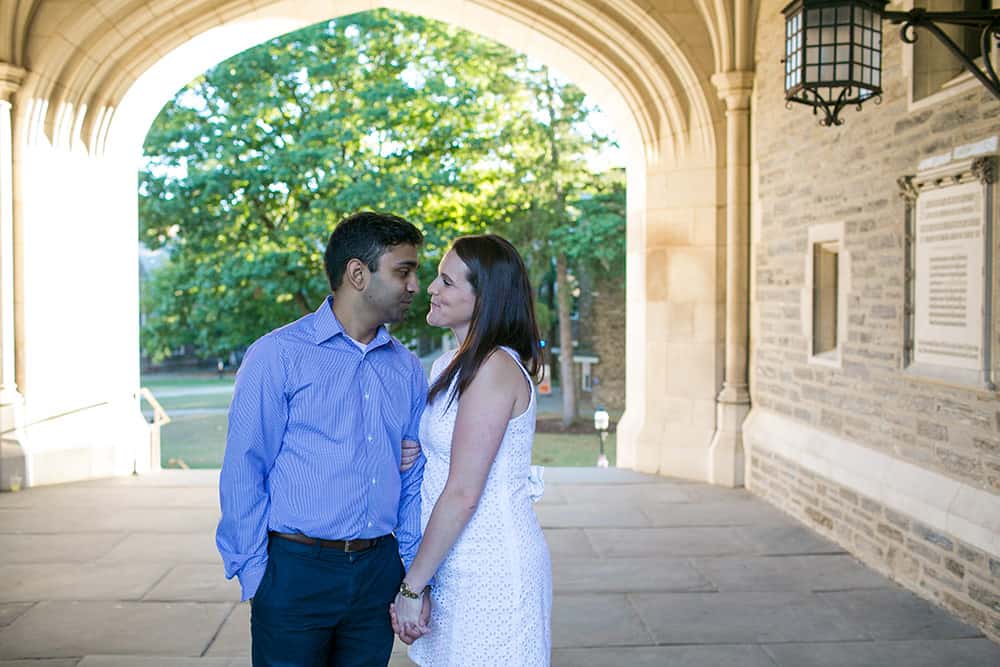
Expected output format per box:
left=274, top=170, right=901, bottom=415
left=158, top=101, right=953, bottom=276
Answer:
left=140, top=8, right=625, bottom=392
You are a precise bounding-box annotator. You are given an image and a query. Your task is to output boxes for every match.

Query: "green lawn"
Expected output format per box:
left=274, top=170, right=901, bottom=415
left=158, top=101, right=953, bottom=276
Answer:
left=150, top=372, right=615, bottom=469
left=141, top=374, right=235, bottom=390
left=159, top=414, right=614, bottom=469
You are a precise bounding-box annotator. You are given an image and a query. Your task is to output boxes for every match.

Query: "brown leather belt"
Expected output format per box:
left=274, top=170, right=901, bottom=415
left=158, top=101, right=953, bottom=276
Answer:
left=270, top=531, right=387, bottom=553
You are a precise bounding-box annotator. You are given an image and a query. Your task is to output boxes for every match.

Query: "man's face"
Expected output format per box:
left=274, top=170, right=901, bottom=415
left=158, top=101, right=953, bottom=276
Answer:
left=364, top=243, right=420, bottom=324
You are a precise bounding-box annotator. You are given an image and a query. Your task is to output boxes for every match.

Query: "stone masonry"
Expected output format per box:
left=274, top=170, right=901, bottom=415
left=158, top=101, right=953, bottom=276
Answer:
left=751, top=447, right=1000, bottom=643
left=751, top=0, right=1000, bottom=642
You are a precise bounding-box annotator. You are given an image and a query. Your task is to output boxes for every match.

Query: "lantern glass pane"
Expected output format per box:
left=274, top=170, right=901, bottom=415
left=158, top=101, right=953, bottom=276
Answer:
left=873, top=31, right=881, bottom=49
left=836, top=64, right=849, bottom=80
left=822, top=26, right=835, bottom=43
left=807, top=47, right=819, bottom=64
left=807, top=8, right=820, bottom=25
left=807, top=27, right=819, bottom=45
left=837, top=5, right=850, bottom=23
left=822, top=7, right=835, bottom=24
left=854, top=64, right=863, bottom=80
left=837, top=45, right=849, bottom=62
left=821, top=45, right=834, bottom=62
left=821, top=64, right=834, bottom=81
left=873, top=70, right=880, bottom=86
left=806, top=65, right=818, bottom=82
left=837, top=25, right=850, bottom=43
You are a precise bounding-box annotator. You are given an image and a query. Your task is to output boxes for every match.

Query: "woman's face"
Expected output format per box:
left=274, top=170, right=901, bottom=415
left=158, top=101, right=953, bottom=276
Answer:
left=426, top=250, right=476, bottom=331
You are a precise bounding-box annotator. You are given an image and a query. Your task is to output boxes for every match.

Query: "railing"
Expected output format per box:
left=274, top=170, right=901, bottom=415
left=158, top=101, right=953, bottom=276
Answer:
left=138, top=387, right=171, bottom=473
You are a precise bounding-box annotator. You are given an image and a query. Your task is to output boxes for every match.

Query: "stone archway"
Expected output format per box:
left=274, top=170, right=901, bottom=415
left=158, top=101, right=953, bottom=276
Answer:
left=0, top=0, right=757, bottom=489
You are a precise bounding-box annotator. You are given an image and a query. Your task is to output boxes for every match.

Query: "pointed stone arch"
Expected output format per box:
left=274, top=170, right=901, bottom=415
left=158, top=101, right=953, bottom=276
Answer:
left=0, top=0, right=754, bottom=488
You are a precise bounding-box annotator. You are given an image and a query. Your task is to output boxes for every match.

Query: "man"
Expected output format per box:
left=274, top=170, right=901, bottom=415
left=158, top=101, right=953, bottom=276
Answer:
left=217, top=211, right=430, bottom=666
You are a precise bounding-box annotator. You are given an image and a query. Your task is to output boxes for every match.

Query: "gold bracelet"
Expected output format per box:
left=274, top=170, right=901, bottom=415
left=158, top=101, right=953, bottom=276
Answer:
left=399, top=581, right=431, bottom=599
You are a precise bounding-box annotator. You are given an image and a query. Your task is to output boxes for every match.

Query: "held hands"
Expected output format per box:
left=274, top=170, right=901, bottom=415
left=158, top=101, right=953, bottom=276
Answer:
left=389, top=584, right=431, bottom=644
left=400, top=439, right=421, bottom=472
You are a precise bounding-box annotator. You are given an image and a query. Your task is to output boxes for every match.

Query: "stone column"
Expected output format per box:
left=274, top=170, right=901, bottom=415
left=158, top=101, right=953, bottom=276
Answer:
left=708, top=70, right=754, bottom=487
left=0, top=63, right=26, bottom=489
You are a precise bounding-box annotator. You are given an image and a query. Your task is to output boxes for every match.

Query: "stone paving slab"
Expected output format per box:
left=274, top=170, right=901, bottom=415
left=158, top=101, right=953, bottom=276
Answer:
left=551, top=645, right=779, bottom=667
left=692, top=554, right=892, bottom=592
left=584, top=526, right=750, bottom=557
left=556, top=482, right=690, bottom=504
left=0, top=563, right=172, bottom=602
left=629, top=591, right=871, bottom=644
left=553, top=557, right=712, bottom=593
left=641, top=499, right=793, bottom=526
left=542, top=528, right=597, bottom=558
left=202, top=604, right=248, bottom=658
left=0, top=533, right=125, bottom=563
left=551, top=593, right=653, bottom=648
left=0, top=468, right=996, bottom=665
left=66, top=471, right=222, bottom=488
left=734, top=523, right=846, bottom=556
left=0, top=601, right=233, bottom=658
left=763, top=638, right=1000, bottom=666
left=98, top=533, right=221, bottom=564
left=77, top=659, right=243, bottom=667
left=143, top=565, right=241, bottom=602
left=0, top=486, right=219, bottom=510
left=536, top=501, right=652, bottom=528
left=0, top=603, right=32, bottom=627
left=0, top=508, right=220, bottom=534
left=817, top=589, right=984, bottom=640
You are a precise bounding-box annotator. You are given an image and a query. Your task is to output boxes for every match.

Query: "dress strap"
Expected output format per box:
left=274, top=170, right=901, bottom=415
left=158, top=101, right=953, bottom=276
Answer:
left=496, top=346, right=535, bottom=407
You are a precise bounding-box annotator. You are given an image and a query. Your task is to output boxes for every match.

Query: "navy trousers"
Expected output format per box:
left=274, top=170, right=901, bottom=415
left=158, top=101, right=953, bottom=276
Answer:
left=250, top=534, right=404, bottom=667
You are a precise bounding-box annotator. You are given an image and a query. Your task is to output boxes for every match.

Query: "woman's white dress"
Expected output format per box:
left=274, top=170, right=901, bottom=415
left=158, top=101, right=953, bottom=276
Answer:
left=408, top=347, right=552, bottom=667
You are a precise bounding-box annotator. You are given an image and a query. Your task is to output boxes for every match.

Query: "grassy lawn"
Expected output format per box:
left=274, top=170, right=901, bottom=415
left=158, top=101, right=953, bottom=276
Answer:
left=151, top=372, right=616, bottom=469
left=160, top=414, right=615, bottom=469
left=141, top=373, right=235, bottom=390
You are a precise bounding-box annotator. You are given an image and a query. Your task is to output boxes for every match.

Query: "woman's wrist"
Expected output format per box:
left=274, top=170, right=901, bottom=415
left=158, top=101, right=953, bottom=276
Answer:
left=399, top=579, right=431, bottom=599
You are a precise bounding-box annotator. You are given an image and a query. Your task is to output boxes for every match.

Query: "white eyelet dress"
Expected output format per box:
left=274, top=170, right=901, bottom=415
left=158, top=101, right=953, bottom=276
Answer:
left=408, top=346, right=552, bottom=667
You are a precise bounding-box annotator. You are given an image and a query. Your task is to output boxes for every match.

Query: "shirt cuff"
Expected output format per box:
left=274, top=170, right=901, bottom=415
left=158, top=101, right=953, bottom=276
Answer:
left=237, top=560, right=268, bottom=602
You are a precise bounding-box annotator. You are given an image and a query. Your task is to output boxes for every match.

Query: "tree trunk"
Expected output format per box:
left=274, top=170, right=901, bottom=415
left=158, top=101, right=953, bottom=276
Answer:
left=555, top=252, right=576, bottom=427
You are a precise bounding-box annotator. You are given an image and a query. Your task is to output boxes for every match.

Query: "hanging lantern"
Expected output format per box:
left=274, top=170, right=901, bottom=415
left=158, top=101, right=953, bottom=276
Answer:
left=782, top=0, right=888, bottom=126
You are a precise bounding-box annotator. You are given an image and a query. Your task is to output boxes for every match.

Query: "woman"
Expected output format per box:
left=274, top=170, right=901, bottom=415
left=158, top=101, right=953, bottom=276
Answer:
left=391, top=234, right=552, bottom=666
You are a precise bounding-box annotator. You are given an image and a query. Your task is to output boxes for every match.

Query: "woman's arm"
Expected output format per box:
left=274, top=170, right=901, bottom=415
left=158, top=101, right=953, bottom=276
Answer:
left=392, top=351, right=527, bottom=632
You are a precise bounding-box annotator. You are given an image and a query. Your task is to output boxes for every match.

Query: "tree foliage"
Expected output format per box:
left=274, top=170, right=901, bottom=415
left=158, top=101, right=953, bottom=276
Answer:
left=140, top=9, right=624, bottom=369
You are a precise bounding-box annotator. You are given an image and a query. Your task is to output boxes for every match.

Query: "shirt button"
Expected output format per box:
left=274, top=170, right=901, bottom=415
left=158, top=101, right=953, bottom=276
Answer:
left=364, top=393, right=370, bottom=400
left=367, top=435, right=373, bottom=442
left=368, top=521, right=373, bottom=527
left=372, top=478, right=377, bottom=485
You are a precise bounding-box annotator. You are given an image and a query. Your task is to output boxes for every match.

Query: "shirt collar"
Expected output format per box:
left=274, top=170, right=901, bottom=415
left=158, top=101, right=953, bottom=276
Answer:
left=312, top=295, right=393, bottom=350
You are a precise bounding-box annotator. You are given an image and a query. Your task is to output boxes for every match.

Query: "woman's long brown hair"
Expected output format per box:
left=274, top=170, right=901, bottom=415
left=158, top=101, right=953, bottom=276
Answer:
left=427, top=234, right=543, bottom=407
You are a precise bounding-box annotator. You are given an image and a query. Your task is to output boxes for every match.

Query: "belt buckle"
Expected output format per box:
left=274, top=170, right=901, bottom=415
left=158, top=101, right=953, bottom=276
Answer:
left=343, top=539, right=358, bottom=553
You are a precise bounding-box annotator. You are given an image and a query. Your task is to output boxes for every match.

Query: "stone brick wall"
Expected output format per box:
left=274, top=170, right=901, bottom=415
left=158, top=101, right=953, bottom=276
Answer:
left=750, top=0, right=1000, bottom=643
left=751, top=447, right=1000, bottom=642
left=752, top=0, right=1000, bottom=497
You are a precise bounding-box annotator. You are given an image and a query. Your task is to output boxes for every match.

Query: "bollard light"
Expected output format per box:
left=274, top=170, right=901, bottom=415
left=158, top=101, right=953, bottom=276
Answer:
left=594, top=407, right=610, bottom=468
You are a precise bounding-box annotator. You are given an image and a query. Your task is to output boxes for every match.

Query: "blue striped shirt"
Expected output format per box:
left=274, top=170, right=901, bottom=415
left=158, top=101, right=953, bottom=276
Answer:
left=216, top=296, right=427, bottom=601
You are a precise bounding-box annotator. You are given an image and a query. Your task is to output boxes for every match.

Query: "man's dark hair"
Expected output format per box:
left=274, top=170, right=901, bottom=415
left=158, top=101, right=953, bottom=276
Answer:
left=324, top=211, right=423, bottom=291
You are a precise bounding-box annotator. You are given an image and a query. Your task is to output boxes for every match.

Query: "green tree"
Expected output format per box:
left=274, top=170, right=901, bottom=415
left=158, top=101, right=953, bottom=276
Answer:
left=141, top=10, right=521, bottom=360
left=140, top=9, right=626, bottom=388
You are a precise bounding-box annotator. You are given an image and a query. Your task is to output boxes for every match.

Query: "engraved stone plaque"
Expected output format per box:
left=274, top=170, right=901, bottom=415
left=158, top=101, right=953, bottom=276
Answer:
left=913, top=182, right=984, bottom=371
left=901, top=147, right=996, bottom=389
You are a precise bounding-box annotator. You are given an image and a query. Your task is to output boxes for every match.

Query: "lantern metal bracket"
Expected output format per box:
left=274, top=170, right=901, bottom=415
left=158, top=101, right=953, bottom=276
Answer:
left=884, top=8, right=1000, bottom=102
left=785, top=87, right=880, bottom=126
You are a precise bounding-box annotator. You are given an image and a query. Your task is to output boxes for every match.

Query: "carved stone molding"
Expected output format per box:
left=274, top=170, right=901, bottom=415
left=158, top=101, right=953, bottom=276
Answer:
left=971, top=156, right=997, bottom=185
left=0, top=63, right=27, bottom=103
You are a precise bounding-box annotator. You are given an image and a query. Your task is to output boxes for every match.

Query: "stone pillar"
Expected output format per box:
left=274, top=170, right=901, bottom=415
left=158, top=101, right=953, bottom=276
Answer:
left=708, top=71, right=754, bottom=487
left=0, top=63, right=26, bottom=490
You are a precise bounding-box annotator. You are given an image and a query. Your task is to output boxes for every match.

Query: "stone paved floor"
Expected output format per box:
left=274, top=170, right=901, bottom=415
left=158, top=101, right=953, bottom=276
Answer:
left=0, top=468, right=998, bottom=666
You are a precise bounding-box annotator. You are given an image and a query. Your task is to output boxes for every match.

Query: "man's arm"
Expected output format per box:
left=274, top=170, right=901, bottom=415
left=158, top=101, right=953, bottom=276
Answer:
left=215, top=335, right=288, bottom=601
left=395, top=354, right=428, bottom=569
